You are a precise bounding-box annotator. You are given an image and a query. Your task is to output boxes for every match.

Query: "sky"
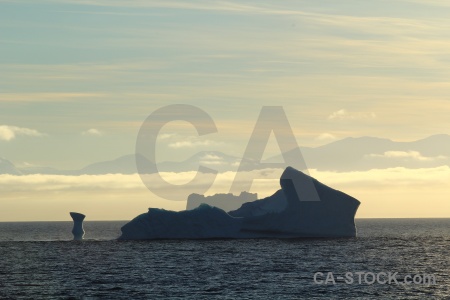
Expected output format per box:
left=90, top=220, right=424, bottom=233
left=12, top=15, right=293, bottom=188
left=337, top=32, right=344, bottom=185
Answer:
left=1, top=0, right=450, bottom=220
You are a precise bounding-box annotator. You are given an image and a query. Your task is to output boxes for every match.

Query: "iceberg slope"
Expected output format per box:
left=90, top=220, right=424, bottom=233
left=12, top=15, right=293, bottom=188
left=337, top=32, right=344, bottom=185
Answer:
left=120, top=204, right=243, bottom=239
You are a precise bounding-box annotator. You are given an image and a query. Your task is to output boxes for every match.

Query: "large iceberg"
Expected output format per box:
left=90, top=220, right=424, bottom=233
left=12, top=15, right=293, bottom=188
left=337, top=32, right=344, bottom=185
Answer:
left=119, top=167, right=360, bottom=239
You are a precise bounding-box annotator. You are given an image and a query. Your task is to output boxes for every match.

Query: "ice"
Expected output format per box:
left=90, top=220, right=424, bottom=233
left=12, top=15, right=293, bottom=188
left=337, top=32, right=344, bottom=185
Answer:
left=120, top=204, right=242, bottom=239
left=119, top=167, right=360, bottom=239
left=186, top=191, right=258, bottom=212
left=70, top=212, right=85, bottom=240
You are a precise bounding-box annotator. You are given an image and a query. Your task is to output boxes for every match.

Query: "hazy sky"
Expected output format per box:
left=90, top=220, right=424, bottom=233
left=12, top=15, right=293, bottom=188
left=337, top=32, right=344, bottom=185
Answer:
left=1, top=0, right=450, bottom=220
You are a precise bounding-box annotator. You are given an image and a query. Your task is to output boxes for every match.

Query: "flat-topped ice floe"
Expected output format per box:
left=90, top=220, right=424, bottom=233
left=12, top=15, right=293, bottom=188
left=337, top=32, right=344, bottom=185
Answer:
left=119, top=167, right=360, bottom=239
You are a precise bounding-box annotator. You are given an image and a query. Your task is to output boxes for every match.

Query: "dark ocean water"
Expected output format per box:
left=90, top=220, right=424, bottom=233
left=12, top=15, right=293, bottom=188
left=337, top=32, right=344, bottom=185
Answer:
left=0, top=219, right=449, bottom=299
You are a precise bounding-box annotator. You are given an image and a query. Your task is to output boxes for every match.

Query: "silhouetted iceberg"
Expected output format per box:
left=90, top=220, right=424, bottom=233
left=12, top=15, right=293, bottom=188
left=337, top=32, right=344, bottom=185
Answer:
left=229, top=167, right=360, bottom=237
left=186, top=191, right=258, bottom=212
left=70, top=212, right=85, bottom=240
left=119, top=167, right=360, bottom=239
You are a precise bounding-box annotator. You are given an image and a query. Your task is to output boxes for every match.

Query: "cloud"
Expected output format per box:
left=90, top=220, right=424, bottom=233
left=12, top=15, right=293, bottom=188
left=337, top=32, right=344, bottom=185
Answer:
left=157, top=133, right=224, bottom=149
left=328, top=109, right=377, bottom=121
left=309, top=166, right=450, bottom=187
left=0, top=173, right=144, bottom=192
left=0, top=171, right=272, bottom=194
left=168, top=138, right=223, bottom=149
left=201, top=154, right=223, bottom=160
left=82, top=128, right=103, bottom=136
left=0, top=125, right=45, bottom=141
left=199, top=154, right=229, bottom=166
left=1, top=167, right=450, bottom=219
left=366, top=151, right=447, bottom=162
left=158, top=133, right=176, bottom=140
left=199, top=160, right=228, bottom=165
left=1, top=166, right=450, bottom=193
left=315, top=133, right=337, bottom=142
left=2, top=168, right=449, bottom=220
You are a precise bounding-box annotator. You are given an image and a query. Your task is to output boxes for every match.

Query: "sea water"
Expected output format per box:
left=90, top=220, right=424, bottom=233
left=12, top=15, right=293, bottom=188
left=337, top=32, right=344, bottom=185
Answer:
left=0, top=219, right=448, bottom=299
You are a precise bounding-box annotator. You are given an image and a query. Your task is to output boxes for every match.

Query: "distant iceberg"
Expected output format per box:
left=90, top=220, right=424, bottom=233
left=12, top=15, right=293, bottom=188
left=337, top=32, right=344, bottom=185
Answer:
left=186, top=191, right=258, bottom=212
left=119, top=167, right=360, bottom=239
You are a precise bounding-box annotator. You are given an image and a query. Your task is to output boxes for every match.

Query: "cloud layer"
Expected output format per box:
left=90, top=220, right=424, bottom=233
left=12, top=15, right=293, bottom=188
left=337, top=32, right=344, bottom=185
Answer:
left=367, top=151, right=447, bottom=162
left=328, top=109, right=377, bottom=121
left=2, top=166, right=450, bottom=193
left=1, top=167, right=449, bottom=220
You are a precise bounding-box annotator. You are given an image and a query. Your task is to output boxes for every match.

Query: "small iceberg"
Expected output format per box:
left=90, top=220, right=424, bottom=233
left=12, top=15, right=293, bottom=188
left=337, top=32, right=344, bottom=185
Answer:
left=70, top=212, right=86, bottom=240
left=119, top=167, right=360, bottom=239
